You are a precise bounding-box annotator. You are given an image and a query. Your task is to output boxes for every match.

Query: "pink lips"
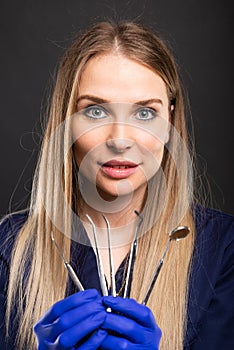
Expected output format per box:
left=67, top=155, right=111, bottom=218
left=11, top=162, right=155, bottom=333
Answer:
left=100, top=160, right=138, bottom=179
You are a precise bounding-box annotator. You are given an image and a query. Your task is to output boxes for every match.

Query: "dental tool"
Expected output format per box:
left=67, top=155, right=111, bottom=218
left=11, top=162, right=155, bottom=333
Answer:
left=51, top=231, right=84, bottom=291
left=141, top=225, right=190, bottom=305
left=123, top=210, right=143, bottom=298
left=86, top=214, right=109, bottom=296
left=102, top=214, right=116, bottom=297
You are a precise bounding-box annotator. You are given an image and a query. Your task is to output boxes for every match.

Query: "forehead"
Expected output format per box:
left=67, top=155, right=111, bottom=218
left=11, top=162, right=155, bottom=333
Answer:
left=78, top=53, right=169, bottom=105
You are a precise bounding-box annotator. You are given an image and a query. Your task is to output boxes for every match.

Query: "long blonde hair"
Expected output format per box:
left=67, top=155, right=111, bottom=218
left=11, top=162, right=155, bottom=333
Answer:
left=7, top=21, right=195, bottom=349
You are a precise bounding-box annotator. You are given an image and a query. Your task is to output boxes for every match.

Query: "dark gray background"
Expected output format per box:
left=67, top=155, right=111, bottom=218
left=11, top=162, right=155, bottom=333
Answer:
left=0, top=0, right=233, bottom=217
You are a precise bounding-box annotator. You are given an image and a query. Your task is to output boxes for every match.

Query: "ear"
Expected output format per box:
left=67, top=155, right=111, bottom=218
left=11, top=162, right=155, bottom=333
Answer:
left=164, top=104, right=174, bottom=144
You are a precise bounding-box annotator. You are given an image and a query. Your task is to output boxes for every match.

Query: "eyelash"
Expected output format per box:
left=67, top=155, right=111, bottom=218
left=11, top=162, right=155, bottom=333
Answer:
left=83, top=105, right=109, bottom=120
left=133, top=107, right=157, bottom=121
left=81, top=105, right=158, bottom=121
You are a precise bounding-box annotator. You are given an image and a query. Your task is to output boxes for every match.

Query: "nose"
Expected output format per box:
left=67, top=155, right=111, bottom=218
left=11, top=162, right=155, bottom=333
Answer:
left=106, top=123, right=134, bottom=153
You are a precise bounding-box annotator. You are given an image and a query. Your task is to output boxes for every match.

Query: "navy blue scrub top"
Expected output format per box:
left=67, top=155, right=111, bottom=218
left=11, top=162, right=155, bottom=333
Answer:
left=0, top=206, right=233, bottom=349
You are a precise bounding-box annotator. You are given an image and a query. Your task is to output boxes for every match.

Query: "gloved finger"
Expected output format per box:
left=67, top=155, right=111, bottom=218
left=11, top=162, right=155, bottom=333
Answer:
left=102, top=296, right=156, bottom=328
left=54, top=311, right=106, bottom=349
left=100, top=334, right=136, bottom=350
left=36, top=298, right=105, bottom=342
left=102, top=312, right=151, bottom=343
left=78, top=329, right=108, bottom=350
left=36, top=289, right=99, bottom=325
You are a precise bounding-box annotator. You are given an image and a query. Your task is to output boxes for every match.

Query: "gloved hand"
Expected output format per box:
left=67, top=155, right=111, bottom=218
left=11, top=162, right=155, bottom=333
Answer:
left=33, top=289, right=107, bottom=350
left=101, top=296, right=162, bottom=349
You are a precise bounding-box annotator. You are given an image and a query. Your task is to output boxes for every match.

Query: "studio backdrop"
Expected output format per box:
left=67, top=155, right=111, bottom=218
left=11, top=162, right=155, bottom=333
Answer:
left=0, top=0, right=233, bottom=217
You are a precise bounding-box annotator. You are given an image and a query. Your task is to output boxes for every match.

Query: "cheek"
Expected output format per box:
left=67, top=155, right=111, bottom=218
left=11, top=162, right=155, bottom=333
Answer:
left=135, top=116, right=170, bottom=156
left=73, top=136, right=95, bottom=166
left=72, top=123, right=105, bottom=165
left=139, top=135, right=165, bottom=179
left=140, top=133, right=165, bottom=158
left=73, top=138, right=100, bottom=185
left=151, top=140, right=165, bottom=159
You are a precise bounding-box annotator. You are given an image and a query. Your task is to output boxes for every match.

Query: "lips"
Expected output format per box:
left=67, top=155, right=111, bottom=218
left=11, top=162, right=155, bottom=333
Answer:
left=100, top=160, right=138, bottom=179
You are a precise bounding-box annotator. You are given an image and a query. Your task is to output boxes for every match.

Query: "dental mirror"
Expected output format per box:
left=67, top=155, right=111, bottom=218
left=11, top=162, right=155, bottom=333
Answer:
left=141, top=225, right=190, bottom=305
left=169, top=225, right=190, bottom=241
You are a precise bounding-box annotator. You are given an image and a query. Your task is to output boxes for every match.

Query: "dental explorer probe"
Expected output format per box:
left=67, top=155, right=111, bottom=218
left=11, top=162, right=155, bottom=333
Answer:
left=51, top=231, right=84, bottom=291
left=86, top=214, right=109, bottom=296
left=141, top=226, right=190, bottom=305
left=123, top=211, right=143, bottom=298
left=102, top=214, right=116, bottom=297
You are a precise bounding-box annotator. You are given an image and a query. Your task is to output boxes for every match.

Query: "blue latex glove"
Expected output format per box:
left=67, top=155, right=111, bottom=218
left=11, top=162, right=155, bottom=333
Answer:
left=33, top=289, right=107, bottom=350
left=101, top=296, right=162, bottom=349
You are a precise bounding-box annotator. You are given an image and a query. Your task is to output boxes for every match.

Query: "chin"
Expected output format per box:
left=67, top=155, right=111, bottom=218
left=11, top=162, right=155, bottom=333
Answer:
left=97, top=185, right=133, bottom=201
left=97, top=179, right=147, bottom=202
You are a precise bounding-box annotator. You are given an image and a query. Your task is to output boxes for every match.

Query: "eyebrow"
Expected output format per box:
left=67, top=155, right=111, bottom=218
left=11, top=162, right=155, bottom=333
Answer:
left=76, top=94, right=163, bottom=106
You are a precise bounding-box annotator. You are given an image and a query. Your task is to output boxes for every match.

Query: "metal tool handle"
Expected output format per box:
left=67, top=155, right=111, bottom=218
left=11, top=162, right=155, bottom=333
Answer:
left=86, top=214, right=108, bottom=296
left=102, top=214, right=116, bottom=297
left=141, top=259, right=163, bottom=305
left=65, top=262, right=84, bottom=291
left=123, top=211, right=143, bottom=298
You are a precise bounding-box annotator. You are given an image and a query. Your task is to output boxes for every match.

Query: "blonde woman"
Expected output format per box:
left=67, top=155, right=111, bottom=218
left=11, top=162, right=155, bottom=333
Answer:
left=0, top=21, right=233, bottom=350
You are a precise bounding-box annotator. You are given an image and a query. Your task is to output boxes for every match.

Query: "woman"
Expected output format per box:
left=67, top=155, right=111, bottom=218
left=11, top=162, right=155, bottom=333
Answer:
left=0, top=21, right=233, bottom=349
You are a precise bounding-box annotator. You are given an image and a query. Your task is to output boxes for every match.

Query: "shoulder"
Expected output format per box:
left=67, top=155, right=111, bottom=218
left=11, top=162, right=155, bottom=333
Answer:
left=192, top=205, right=234, bottom=286
left=194, top=205, right=233, bottom=254
left=0, top=209, right=29, bottom=239
left=195, top=205, right=234, bottom=231
left=0, top=211, right=29, bottom=349
left=0, top=210, right=29, bottom=230
left=186, top=206, right=234, bottom=347
left=0, top=210, right=29, bottom=266
left=192, top=205, right=233, bottom=278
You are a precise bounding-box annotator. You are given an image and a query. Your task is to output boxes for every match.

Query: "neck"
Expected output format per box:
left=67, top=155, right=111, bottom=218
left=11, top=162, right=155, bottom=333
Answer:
left=79, top=189, right=146, bottom=248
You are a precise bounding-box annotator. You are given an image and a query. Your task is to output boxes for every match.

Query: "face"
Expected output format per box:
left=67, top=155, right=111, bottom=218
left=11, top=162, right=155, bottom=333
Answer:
left=72, top=53, right=171, bottom=205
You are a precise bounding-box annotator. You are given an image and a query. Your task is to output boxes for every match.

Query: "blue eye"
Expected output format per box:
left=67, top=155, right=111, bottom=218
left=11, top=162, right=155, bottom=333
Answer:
left=83, top=105, right=108, bottom=119
left=133, top=107, right=157, bottom=121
